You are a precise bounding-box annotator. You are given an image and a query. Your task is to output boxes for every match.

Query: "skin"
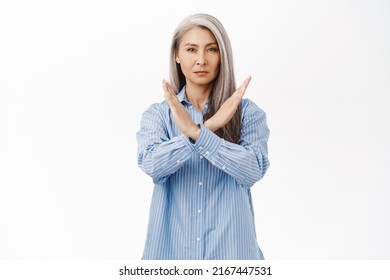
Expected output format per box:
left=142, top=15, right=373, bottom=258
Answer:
left=163, top=26, right=251, bottom=141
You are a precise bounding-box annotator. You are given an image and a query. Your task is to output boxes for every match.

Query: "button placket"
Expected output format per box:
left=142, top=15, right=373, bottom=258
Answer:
left=192, top=113, right=205, bottom=259
left=195, top=142, right=205, bottom=259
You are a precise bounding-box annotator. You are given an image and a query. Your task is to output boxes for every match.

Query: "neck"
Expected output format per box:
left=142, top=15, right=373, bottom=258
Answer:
left=185, top=81, right=213, bottom=112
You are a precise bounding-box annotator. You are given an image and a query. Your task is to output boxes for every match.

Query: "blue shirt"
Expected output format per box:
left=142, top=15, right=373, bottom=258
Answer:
left=136, top=87, right=270, bottom=260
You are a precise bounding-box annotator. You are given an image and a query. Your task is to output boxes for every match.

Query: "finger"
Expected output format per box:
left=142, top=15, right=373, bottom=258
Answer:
left=163, top=82, right=175, bottom=107
left=162, top=79, right=170, bottom=96
left=162, top=80, right=178, bottom=102
left=242, top=75, right=252, bottom=90
left=167, top=81, right=176, bottom=96
left=240, top=75, right=252, bottom=93
left=162, top=80, right=174, bottom=107
left=233, top=75, right=251, bottom=101
left=162, top=79, right=176, bottom=96
left=163, top=81, right=183, bottom=113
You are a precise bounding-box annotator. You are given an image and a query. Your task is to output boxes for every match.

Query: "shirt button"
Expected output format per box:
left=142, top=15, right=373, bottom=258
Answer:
left=176, top=160, right=180, bottom=164
left=198, top=209, right=202, bottom=214
left=205, top=151, right=210, bottom=155
left=198, top=181, right=203, bottom=186
left=200, top=155, right=203, bottom=159
left=222, top=165, right=226, bottom=170
left=199, top=146, right=203, bottom=150
left=196, top=237, right=201, bottom=242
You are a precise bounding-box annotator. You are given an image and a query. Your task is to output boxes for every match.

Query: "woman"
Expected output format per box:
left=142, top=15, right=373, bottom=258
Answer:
left=136, top=13, right=270, bottom=260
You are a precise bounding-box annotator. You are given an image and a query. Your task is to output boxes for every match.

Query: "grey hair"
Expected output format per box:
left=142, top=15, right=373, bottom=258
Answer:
left=169, top=13, right=241, bottom=143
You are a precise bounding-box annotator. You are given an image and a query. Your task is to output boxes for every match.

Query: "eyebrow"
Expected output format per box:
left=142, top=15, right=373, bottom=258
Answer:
left=182, top=42, right=218, bottom=47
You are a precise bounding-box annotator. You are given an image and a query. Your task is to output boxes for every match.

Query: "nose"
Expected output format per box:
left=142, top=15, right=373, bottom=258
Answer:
left=196, top=52, right=206, bottom=65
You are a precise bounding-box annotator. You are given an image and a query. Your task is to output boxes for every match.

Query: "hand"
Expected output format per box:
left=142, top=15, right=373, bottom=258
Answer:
left=162, top=79, right=200, bottom=140
left=205, top=75, right=252, bottom=132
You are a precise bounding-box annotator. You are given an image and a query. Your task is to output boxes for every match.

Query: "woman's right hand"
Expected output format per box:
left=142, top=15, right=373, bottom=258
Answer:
left=205, top=75, right=252, bottom=132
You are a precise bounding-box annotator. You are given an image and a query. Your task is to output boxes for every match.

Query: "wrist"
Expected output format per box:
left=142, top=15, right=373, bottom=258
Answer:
left=204, top=119, right=218, bottom=132
left=188, top=124, right=201, bottom=142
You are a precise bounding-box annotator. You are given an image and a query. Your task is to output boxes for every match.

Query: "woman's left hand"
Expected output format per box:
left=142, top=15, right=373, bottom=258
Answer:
left=204, top=75, right=251, bottom=132
left=162, top=80, right=200, bottom=140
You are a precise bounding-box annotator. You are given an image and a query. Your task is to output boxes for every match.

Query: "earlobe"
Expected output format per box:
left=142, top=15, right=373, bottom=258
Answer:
left=174, top=49, right=180, bottom=63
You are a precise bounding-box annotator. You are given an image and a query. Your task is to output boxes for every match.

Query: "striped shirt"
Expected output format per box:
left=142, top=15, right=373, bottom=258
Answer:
left=136, top=86, right=270, bottom=260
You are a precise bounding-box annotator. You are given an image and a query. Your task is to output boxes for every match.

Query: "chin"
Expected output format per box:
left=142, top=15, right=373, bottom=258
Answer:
left=191, top=77, right=215, bottom=85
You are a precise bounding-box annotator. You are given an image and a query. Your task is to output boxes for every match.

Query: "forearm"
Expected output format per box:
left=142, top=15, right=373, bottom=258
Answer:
left=137, top=104, right=195, bottom=184
left=193, top=124, right=269, bottom=188
left=206, top=142, right=269, bottom=188
left=138, top=135, right=193, bottom=184
left=203, top=119, right=218, bottom=132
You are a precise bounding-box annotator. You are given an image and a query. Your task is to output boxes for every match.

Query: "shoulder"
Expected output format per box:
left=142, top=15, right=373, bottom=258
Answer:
left=142, top=101, right=169, bottom=123
left=141, top=100, right=170, bottom=118
left=240, top=98, right=267, bottom=120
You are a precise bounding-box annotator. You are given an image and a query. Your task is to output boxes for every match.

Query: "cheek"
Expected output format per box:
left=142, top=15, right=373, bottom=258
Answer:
left=179, top=56, right=193, bottom=68
left=211, top=54, right=221, bottom=67
left=213, top=59, right=221, bottom=72
left=180, top=62, right=191, bottom=72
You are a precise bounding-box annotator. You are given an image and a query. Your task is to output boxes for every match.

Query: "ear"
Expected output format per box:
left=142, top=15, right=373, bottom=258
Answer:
left=175, top=50, right=180, bottom=64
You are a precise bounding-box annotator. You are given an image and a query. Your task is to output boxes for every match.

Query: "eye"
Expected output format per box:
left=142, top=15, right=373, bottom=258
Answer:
left=208, top=47, right=218, bottom=52
left=187, top=48, right=196, bottom=52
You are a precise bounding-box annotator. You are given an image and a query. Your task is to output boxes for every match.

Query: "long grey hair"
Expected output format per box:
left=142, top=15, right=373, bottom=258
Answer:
left=169, top=13, right=241, bottom=143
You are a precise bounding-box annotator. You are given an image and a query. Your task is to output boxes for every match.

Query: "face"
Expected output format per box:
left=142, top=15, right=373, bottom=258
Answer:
left=176, top=26, right=221, bottom=88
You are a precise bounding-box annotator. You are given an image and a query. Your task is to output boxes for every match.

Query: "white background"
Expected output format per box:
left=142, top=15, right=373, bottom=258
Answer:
left=0, top=0, right=389, bottom=260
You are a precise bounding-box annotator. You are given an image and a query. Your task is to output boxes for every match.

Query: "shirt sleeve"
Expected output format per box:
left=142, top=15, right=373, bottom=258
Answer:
left=182, top=99, right=270, bottom=189
left=136, top=103, right=194, bottom=184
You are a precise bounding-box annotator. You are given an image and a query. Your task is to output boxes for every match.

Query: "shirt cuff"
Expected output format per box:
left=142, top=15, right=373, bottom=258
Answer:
left=193, top=123, right=222, bottom=157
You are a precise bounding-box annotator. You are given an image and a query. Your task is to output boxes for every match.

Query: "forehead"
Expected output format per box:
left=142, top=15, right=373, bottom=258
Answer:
left=179, top=26, right=217, bottom=46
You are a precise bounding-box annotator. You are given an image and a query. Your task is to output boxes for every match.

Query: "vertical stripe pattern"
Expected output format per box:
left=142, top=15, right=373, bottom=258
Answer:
left=136, top=87, right=270, bottom=260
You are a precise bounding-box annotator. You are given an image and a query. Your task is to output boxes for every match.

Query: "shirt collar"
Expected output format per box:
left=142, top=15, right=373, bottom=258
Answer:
left=176, top=85, right=209, bottom=111
left=177, top=86, right=190, bottom=105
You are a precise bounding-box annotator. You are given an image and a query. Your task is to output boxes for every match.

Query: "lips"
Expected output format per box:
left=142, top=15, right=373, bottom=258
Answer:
left=194, top=71, right=209, bottom=74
